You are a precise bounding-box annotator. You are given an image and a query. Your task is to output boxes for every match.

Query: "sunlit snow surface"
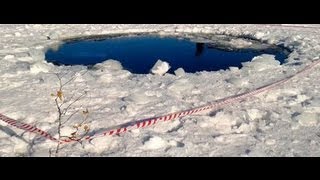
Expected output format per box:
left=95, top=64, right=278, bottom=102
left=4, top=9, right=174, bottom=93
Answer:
left=1, top=24, right=320, bottom=157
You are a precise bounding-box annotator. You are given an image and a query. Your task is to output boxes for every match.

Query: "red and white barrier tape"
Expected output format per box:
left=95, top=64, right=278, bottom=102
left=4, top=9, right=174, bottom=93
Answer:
left=1, top=59, right=320, bottom=144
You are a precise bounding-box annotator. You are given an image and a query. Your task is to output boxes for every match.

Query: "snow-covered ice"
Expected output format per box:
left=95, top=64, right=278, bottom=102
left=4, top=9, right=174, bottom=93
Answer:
left=1, top=24, right=320, bottom=157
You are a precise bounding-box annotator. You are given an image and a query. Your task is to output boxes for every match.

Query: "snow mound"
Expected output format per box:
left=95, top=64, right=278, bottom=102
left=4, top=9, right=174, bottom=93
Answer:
left=242, top=54, right=281, bottom=72
left=151, top=60, right=170, bottom=76
left=174, top=68, right=185, bottom=77
left=93, top=60, right=123, bottom=71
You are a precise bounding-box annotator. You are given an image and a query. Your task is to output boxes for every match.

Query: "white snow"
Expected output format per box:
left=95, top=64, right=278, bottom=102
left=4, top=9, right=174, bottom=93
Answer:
left=1, top=24, right=320, bottom=157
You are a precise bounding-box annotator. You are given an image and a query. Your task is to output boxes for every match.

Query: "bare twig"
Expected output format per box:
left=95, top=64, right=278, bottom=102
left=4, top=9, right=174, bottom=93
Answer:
left=62, top=109, right=80, bottom=125
left=63, top=92, right=87, bottom=115
left=52, top=71, right=90, bottom=156
left=54, top=98, right=62, bottom=156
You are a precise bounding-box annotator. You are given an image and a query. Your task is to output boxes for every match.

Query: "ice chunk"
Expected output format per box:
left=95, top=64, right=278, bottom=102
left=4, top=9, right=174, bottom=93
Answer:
left=93, top=60, right=123, bottom=71
left=12, top=137, right=28, bottom=154
left=30, top=62, right=53, bottom=74
left=3, top=55, right=14, bottom=60
left=141, top=136, right=168, bottom=150
left=229, top=66, right=239, bottom=72
left=151, top=60, right=170, bottom=76
left=265, top=139, right=276, bottom=146
left=242, top=54, right=280, bottom=72
left=174, top=68, right=185, bottom=77
left=28, top=50, right=45, bottom=62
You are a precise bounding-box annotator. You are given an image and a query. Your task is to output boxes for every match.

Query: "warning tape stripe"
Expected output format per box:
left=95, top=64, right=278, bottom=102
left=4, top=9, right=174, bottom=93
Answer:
left=1, top=60, right=319, bottom=144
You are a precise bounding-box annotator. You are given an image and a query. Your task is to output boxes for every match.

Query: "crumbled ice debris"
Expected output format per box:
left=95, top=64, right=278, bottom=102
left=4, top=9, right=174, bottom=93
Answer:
left=174, top=68, right=185, bottom=77
left=30, top=62, right=53, bottom=74
left=151, top=59, right=170, bottom=76
left=294, top=112, right=319, bottom=126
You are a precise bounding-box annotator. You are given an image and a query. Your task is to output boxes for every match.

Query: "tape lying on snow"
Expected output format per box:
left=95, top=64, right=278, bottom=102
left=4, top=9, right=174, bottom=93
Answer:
left=1, top=59, right=319, bottom=144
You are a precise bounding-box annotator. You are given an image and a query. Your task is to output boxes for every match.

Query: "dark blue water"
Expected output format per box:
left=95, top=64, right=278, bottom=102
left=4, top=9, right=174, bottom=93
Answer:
left=45, top=35, right=288, bottom=73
